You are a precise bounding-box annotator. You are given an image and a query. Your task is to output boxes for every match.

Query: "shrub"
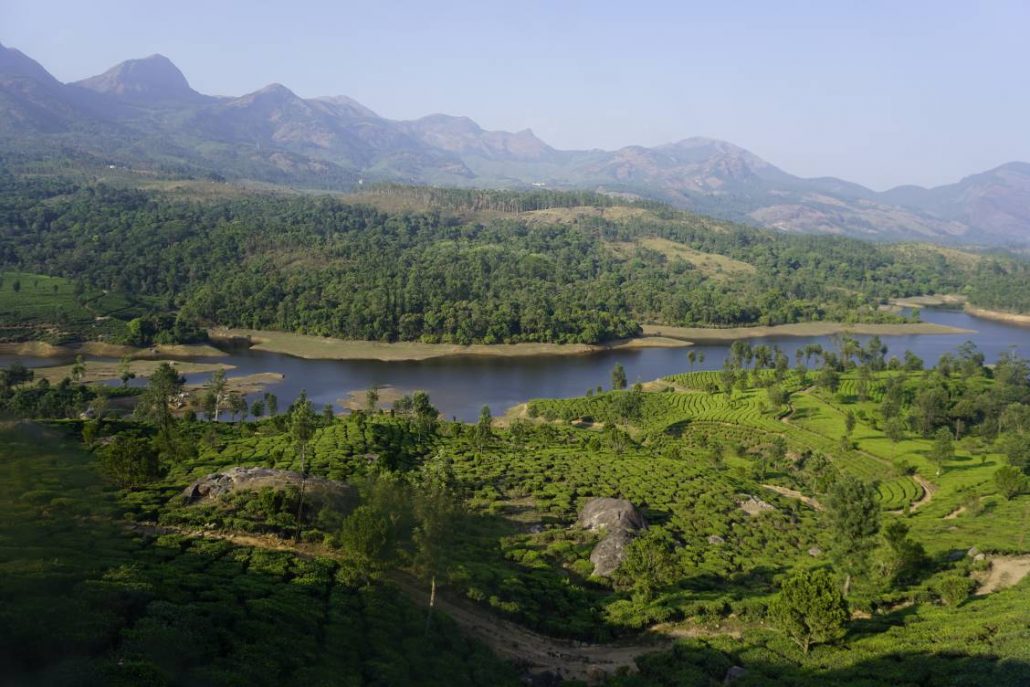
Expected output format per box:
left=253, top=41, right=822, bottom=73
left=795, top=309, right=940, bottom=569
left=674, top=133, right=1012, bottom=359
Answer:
left=768, top=568, right=848, bottom=654
left=935, top=574, right=973, bottom=606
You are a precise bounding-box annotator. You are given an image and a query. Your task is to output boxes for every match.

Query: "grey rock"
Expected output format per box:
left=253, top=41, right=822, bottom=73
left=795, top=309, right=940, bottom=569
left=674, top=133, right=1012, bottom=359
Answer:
left=967, top=546, right=980, bottom=558
left=737, top=494, right=776, bottom=516
left=590, top=529, right=637, bottom=577
left=808, top=546, right=822, bottom=557
left=708, top=534, right=726, bottom=545
left=181, top=466, right=357, bottom=510
left=577, top=497, right=647, bottom=533
left=577, top=497, right=647, bottom=577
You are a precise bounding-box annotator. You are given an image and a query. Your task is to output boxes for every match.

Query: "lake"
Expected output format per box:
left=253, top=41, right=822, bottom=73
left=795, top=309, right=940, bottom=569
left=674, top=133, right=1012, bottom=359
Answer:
left=157, top=308, right=1030, bottom=421
left=6, top=308, right=1028, bottom=422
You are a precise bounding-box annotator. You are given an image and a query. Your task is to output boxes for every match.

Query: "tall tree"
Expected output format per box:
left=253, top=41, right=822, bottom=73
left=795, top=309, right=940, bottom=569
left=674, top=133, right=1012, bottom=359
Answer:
left=133, top=363, right=185, bottom=453
left=414, top=455, right=457, bottom=634
left=884, top=416, right=906, bottom=457
left=826, top=475, right=881, bottom=595
left=205, top=369, right=228, bottom=422
left=118, top=356, right=135, bottom=387
left=769, top=568, right=849, bottom=655
left=929, top=427, right=954, bottom=476
left=611, top=363, right=627, bottom=391
left=290, top=391, right=316, bottom=540
left=365, top=387, right=380, bottom=413
left=474, top=405, right=493, bottom=451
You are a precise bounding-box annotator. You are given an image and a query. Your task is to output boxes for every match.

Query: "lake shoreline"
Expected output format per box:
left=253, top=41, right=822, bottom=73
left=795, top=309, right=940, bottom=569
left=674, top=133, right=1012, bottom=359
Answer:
left=640, top=320, right=973, bottom=342
left=1, top=317, right=979, bottom=368
left=210, top=321, right=973, bottom=362
left=208, top=328, right=692, bottom=362
left=962, top=305, right=1030, bottom=328
left=0, top=340, right=227, bottom=360
left=886, top=293, right=1030, bottom=329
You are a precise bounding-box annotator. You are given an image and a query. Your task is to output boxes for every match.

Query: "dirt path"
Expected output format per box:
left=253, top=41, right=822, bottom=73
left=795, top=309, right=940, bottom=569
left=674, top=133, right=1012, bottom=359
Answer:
left=888, top=474, right=936, bottom=515
left=133, top=524, right=679, bottom=683
left=762, top=484, right=823, bottom=511
left=908, top=475, right=936, bottom=511
left=976, top=555, right=1030, bottom=595
left=390, top=574, right=673, bottom=682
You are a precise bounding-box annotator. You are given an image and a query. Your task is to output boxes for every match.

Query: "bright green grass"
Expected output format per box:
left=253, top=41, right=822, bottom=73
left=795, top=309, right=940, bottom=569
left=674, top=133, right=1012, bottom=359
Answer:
left=0, top=271, right=144, bottom=342
left=529, top=370, right=1020, bottom=525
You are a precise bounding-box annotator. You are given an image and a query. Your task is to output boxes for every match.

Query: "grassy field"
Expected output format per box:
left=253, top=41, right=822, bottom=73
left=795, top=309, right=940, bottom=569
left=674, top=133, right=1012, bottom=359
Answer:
left=0, top=270, right=148, bottom=343
left=209, top=327, right=689, bottom=362
left=607, top=237, right=756, bottom=279
left=526, top=368, right=1025, bottom=557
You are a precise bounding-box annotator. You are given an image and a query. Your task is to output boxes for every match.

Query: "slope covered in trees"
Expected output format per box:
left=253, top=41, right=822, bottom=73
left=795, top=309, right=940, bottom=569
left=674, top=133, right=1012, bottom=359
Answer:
left=0, top=175, right=1027, bottom=345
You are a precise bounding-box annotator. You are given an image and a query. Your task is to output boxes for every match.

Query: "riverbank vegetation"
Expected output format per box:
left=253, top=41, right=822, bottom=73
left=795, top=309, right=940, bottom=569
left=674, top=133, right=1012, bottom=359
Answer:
left=2, top=175, right=1028, bottom=346
left=2, top=338, right=1028, bottom=684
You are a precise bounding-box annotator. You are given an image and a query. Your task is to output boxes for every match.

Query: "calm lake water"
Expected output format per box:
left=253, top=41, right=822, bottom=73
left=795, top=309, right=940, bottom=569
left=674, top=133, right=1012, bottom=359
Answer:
left=8, top=308, right=1030, bottom=422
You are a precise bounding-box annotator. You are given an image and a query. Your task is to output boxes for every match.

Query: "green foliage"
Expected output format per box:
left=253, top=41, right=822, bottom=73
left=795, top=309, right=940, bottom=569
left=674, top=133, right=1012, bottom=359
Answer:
left=826, top=475, right=881, bottom=588
left=768, top=568, right=849, bottom=654
left=337, top=505, right=396, bottom=578
left=98, top=436, right=162, bottom=488
left=612, top=362, right=628, bottom=390
left=994, top=465, right=1027, bottom=500
left=934, top=574, right=973, bottom=607
left=611, top=526, right=678, bottom=601
left=929, top=427, right=954, bottom=475
left=0, top=178, right=1008, bottom=346
left=0, top=425, right=521, bottom=687
left=874, top=520, right=928, bottom=589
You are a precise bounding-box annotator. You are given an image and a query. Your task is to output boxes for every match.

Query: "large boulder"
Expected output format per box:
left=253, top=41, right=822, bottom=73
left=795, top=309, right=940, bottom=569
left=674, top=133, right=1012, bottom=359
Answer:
left=589, top=529, right=638, bottom=577
left=577, top=497, right=647, bottom=533
left=577, top=497, right=647, bottom=577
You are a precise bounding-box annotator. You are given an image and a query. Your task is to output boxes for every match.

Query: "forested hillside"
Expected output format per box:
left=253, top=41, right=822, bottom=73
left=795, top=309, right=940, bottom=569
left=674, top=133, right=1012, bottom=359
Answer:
left=0, top=174, right=1026, bottom=345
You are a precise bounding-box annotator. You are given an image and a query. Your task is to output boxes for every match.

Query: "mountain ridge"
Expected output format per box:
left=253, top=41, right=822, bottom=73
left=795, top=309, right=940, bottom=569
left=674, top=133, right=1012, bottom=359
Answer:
left=1, top=44, right=1027, bottom=245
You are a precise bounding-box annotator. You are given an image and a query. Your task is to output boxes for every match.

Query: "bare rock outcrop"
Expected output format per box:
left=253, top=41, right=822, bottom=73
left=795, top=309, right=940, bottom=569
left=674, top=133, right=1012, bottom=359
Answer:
left=737, top=494, right=776, bottom=516
left=577, top=497, right=647, bottom=577
left=181, top=466, right=357, bottom=511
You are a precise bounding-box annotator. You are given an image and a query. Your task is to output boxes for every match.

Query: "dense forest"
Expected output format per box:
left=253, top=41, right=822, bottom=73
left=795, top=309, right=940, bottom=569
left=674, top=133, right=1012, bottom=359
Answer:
left=967, top=259, right=1030, bottom=314
left=2, top=174, right=1026, bottom=345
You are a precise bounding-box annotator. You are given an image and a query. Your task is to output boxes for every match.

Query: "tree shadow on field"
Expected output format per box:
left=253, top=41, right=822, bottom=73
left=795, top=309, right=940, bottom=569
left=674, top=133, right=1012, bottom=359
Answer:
left=787, top=406, right=816, bottom=421
left=622, top=643, right=1030, bottom=687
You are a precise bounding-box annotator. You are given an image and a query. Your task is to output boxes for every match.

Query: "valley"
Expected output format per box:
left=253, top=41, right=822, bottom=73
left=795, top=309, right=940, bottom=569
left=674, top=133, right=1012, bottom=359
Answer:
left=1, top=42, right=1029, bottom=685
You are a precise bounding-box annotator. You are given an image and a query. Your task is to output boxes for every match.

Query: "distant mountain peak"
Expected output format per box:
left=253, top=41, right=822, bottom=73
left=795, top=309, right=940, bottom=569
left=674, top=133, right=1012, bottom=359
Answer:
left=402, top=114, right=555, bottom=161
left=313, top=95, right=379, bottom=119
left=415, top=113, right=483, bottom=132
left=0, top=43, right=62, bottom=86
left=257, top=82, right=292, bottom=94
left=73, top=54, right=205, bottom=105
left=2, top=43, right=1028, bottom=245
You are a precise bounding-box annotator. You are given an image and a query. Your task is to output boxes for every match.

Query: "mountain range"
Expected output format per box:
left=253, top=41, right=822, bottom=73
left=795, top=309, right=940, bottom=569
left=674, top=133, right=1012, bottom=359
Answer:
left=2, top=42, right=1028, bottom=245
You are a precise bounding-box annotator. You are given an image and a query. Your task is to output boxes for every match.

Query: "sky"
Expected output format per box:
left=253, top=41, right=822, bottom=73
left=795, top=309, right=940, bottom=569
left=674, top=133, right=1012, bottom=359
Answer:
left=3, top=0, right=1029, bottom=190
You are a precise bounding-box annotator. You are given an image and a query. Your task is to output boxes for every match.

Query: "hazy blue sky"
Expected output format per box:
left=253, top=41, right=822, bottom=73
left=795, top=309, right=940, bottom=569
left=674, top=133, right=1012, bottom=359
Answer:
left=4, top=1, right=1028, bottom=189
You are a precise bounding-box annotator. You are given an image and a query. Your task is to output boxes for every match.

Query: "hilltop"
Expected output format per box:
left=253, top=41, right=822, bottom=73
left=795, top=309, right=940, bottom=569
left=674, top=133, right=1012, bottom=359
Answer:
left=2, top=44, right=1029, bottom=246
